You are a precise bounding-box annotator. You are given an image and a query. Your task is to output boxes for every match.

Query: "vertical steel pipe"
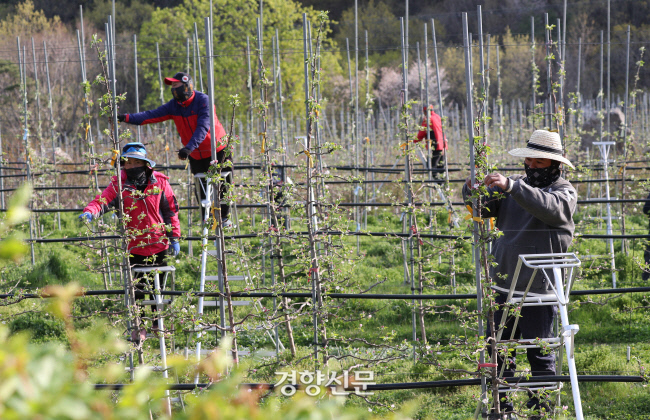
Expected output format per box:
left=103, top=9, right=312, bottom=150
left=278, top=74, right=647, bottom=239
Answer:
left=133, top=35, right=141, bottom=142
left=462, top=12, right=486, bottom=412
left=194, top=23, right=204, bottom=91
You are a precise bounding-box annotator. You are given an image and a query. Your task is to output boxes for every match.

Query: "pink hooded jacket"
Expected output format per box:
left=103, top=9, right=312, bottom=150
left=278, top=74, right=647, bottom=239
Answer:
left=83, top=170, right=181, bottom=256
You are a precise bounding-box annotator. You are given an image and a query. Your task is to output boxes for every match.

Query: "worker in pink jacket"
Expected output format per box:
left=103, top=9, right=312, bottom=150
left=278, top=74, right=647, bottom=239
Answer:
left=79, top=142, right=181, bottom=342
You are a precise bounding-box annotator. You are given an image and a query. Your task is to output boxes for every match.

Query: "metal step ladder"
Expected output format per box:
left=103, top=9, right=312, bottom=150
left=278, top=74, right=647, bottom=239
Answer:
left=592, top=141, right=617, bottom=288
left=493, top=253, right=584, bottom=419
left=129, top=265, right=184, bottom=414
left=193, top=172, right=282, bottom=375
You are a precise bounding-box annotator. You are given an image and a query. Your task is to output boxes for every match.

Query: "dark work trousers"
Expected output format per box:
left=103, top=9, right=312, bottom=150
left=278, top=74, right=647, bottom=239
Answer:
left=129, top=250, right=167, bottom=326
left=189, top=149, right=233, bottom=221
left=487, top=292, right=557, bottom=412
left=430, top=149, right=445, bottom=178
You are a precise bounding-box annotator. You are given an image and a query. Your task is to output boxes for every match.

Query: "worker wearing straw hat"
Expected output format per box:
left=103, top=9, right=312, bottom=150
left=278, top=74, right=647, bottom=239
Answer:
left=462, top=129, right=577, bottom=416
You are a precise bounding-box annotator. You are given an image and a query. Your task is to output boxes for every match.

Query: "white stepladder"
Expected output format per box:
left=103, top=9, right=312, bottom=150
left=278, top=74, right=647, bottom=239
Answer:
left=131, top=265, right=179, bottom=416
left=494, top=253, right=583, bottom=420
left=193, top=172, right=280, bottom=383
left=592, top=141, right=617, bottom=288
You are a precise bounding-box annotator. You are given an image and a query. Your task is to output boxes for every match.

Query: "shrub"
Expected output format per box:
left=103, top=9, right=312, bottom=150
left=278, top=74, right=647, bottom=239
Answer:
left=21, top=253, right=71, bottom=289
left=9, top=312, right=67, bottom=344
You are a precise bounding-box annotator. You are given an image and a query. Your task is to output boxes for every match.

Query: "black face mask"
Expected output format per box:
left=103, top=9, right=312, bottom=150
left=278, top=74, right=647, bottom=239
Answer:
left=524, top=161, right=561, bottom=188
left=172, top=84, right=192, bottom=102
left=125, top=166, right=148, bottom=187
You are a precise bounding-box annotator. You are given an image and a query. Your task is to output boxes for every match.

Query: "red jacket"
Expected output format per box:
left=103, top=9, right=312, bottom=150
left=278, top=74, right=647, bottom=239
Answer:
left=125, top=91, right=227, bottom=160
left=415, top=111, right=447, bottom=151
left=84, top=170, right=181, bottom=256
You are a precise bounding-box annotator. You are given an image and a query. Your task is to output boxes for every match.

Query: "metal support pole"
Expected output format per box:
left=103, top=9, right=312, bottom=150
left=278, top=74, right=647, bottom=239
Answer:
left=42, top=41, right=60, bottom=230
left=496, top=46, right=502, bottom=145
left=400, top=17, right=416, bottom=363
left=77, top=30, right=99, bottom=192
left=186, top=37, right=190, bottom=74
left=204, top=17, right=225, bottom=337
left=245, top=35, right=255, bottom=229
left=133, top=35, right=141, bottom=142
left=194, top=23, right=204, bottom=91
left=577, top=37, right=582, bottom=108
left=155, top=43, right=170, bottom=175
left=562, top=0, right=567, bottom=61
left=271, top=35, right=278, bottom=142
left=462, top=13, right=486, bottom=418
left=607, top=0, right=611, bottom=141
left=594, top=142, right=617, bottom=288
left=557, top=19, right=564, bottom=141
left=622, top=26, right=631, bottom=247
left=599, top=31, right=604, bottom=142
left=424, top=24, right=432, bottom=181
left=18, top=38, right=35, bottom=266
left=30, top=38, right=43, bottom=160
left=275, top=29, right=287, bottom=169
left=354, top=0, right=360, bottom=254
left=531, top=17, right=536, bottom=125
left=302, top=12, right=319, bottom=366
left=478, top=6, right=487, bottom=141
left=545, top=13, right=551, bottom=128
left=431, top=20, right=449, bottom=184
left=108, top=16, right=119, bottom=158
left=256, top=18, right=268, bottom=286
left=364, top=29, right=369, bottom=229
left=346, top=38, right=353, bottom=161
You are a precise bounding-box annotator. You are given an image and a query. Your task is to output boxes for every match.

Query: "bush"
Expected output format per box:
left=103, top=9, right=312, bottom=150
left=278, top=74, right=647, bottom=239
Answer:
left=21, top=253, right=71, bottom=289
left=615, top=252, right=641, bottom=283
left=574, top=345, right=627, bottom=374
left=9, top=312, right=67, bottom=344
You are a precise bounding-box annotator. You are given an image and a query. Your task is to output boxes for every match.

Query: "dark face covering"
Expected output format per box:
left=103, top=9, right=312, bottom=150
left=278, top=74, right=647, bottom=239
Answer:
left=172, top=84, right=193, bottom=102
left=125, top=166, right=149, bottom=189
left=524, top=160, right=561, bottom=188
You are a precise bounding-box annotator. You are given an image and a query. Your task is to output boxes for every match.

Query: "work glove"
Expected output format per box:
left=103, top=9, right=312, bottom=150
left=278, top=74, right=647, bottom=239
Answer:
left=169, top=239, right=180, bottom=257
left=79, top=212, right=93, bottom=223
left=178, top=148, right=191, bottom=160
left=117, top=114, right=126, bottom=122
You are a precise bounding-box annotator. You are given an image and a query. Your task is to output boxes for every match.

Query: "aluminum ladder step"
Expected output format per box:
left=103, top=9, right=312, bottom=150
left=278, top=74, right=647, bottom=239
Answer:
left=205, top=250, right=237, bottom=257
left=140, top=299, right=172, bottom=306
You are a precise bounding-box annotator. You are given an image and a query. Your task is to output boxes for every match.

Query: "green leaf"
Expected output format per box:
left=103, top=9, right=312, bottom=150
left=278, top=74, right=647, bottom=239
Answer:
left=0, top=237, right=28, bottom=262
left=6, top=182, right=32, bottom=226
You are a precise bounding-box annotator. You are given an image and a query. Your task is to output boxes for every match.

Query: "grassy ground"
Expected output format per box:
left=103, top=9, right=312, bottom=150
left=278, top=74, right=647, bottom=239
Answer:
left=1, top=200, right=649, bottom=419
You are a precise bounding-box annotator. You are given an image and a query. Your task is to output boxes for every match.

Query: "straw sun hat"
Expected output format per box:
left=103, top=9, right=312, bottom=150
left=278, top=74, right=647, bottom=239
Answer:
left=508, top=130, right=575, bottom=169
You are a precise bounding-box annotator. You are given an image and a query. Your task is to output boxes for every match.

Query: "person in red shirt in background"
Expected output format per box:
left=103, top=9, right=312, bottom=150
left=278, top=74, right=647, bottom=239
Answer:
left=414, top=104, right=448, bottom=178
left=118, top=72, right=233, bottom=227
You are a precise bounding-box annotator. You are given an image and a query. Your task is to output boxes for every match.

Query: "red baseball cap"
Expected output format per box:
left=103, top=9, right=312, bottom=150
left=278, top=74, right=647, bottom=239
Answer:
left=164, top=72, right=192, bottom=85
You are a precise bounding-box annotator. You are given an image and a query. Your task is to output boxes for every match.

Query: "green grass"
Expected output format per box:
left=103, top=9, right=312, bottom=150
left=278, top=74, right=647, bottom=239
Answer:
left=1, top=207, right=649, bottom=419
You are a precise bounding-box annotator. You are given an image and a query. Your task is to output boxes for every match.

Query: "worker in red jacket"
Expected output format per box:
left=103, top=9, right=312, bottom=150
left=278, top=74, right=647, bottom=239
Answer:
left=414, top=105, right=448, bottom=177
left=118, top=72, right=233, bottom=227
left=79, top=142, right=181, bottom=342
